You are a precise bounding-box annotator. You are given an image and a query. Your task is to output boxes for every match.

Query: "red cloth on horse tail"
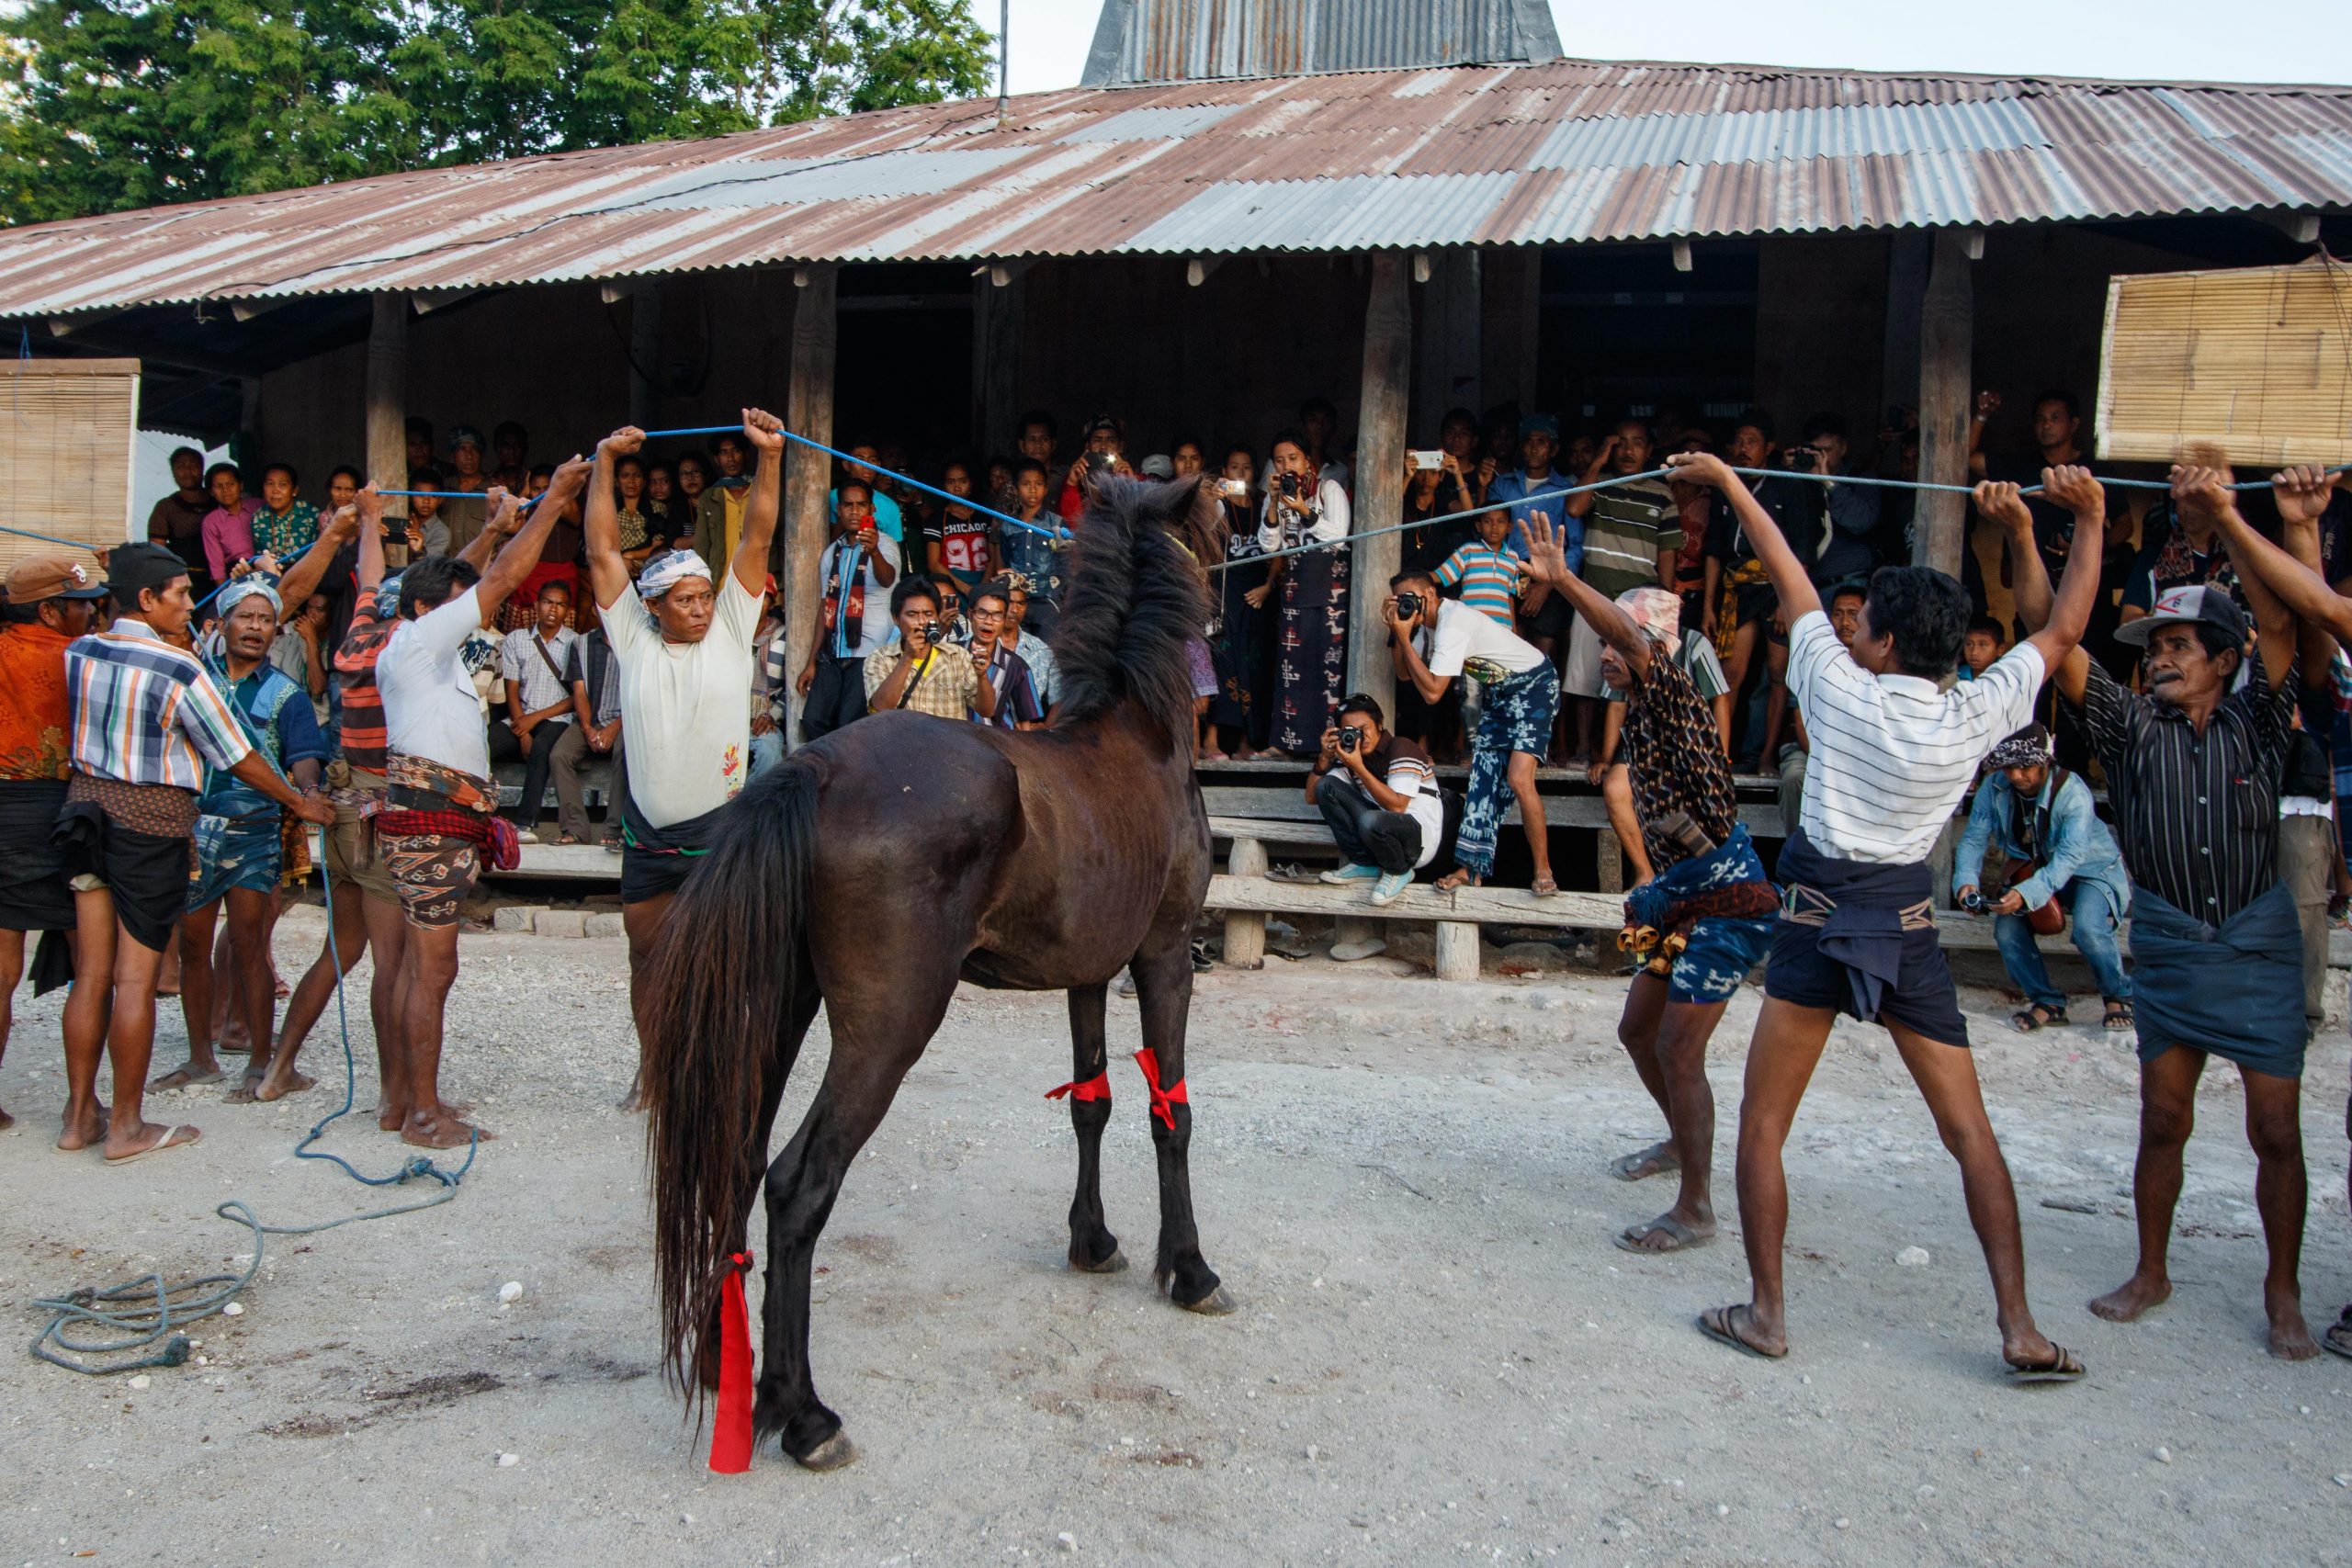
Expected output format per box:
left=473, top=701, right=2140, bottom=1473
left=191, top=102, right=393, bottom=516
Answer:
left=707, top=1252, right=755, bottom=1474
left=1045, top=1071, right=1111, bottom=1102
left=1133, top=1048, right=1188, bottom=1130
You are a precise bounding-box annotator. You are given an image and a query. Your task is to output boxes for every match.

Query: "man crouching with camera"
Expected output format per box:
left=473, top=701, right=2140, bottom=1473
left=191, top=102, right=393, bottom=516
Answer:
left=1305, top=694, right=1444, bottom=907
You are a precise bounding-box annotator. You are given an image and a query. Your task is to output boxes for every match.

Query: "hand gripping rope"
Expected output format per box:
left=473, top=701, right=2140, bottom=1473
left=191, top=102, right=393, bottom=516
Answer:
left=30, top=847, right=479, bottom=1376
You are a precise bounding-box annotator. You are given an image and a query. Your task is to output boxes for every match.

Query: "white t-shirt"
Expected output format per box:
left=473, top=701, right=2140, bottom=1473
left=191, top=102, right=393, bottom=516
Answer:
left=605, top=574, right=762, bottom=829
left=378, top=590, right=494, bottom=778
left=1427, top=597, right=1545, bottom=679
left=1784, top=609, right=2043, bottom=863
left=1383, top=749, right=1444, bottom=869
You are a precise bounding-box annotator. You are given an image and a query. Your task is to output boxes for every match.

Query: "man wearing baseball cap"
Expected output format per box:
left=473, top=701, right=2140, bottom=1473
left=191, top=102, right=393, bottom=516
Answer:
left=51, top=541, right=334, bottom=1163
left=0, top=554, right=107, bottom=1132
left=2001, top=465, right=2316, bottom=1359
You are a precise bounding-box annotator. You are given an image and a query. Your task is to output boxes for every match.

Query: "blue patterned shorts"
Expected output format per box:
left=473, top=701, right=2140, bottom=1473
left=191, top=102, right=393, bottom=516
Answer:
left=187, top=813, right=282, bottom=909
left=1667, top=916, right=1776, bottom=1005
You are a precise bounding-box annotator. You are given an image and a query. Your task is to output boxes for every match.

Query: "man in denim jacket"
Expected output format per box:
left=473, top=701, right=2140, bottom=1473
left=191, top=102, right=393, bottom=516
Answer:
left=1955, top=722, right=2132, bottom=1032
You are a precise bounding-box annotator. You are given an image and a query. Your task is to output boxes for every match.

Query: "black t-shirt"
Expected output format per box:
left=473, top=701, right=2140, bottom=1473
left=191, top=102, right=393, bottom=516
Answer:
left=1358, top=733, right=1433, bottom=784
left=1703, top=474, right=1827, bottom=571
left=924, top=511, right=993, bottom=587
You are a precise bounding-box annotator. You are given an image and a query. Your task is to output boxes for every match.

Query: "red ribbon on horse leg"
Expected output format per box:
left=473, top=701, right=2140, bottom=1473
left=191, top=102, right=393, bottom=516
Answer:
left=1045, top=1070, right=1112, bottom=1102
left=708, top=1251, right=755, bottom=1474
left=1132, top=1048, right=1188, bottom=1131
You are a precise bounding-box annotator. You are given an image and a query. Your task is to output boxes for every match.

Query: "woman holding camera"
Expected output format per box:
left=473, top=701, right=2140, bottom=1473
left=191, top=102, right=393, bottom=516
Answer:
left=1208, top=446, right=1277, bottom=756
left=1259, top=432, right=1351, bottom=760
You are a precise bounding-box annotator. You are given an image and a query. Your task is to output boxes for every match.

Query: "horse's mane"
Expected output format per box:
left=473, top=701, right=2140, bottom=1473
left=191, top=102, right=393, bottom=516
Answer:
left=1048, top=475, right=1227, bottom=743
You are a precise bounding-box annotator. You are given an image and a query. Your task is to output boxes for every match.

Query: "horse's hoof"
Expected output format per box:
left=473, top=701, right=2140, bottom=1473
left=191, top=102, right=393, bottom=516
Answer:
left=1069, top=1247, right=1129, bottom=1274
left=1176, top=1284, right=1238, bottom=1316
left=792, top=1430, right=858, bottom=1472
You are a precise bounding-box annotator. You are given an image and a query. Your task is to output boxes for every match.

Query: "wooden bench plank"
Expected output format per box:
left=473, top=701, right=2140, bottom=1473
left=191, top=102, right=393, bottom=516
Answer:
left=1201, top=786, right=1783, bottom=840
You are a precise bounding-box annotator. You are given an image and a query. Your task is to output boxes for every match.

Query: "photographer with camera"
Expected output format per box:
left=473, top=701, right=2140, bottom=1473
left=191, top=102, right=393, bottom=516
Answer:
left=797, top=479, right=899, bottom=742
left=1953, top=722, right=2131, bottom=1033
left=1260, top=431, right=1353, bottom=759
left=865, top=577, right=997, bottom=722
left=1057, top=414, right=1131, bottom=523
left=1385, top=570, right=1557, bottom=897
left=1304, top=695, right=1444, bottom=908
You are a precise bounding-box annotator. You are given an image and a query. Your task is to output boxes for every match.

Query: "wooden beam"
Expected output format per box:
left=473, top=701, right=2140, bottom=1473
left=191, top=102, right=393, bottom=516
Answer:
left=1913, top=228, right=1973, bottom=575
left=970, top=265, right=1023, bottom=458
left=782, top=265, right=838, bottom=750
left=1349, top=252, right=1410, bottom=706
left=364, top=292, right=408, bottom=531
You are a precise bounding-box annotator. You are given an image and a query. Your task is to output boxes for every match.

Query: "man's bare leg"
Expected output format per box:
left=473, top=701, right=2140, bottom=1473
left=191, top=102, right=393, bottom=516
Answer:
left=155, top=901, right=228, bottom=1089
left=1611, top=975, right=1679, bottom=1179
left=394, top=920, right=490, bottom=1149
left=221, top=887, right=282, bottom=1102
left=1600, top=764, right=1656, bottom=886
left=1508, top=750, right=1553, bottom=888
left=1621, top=991, right=1733, bottom=1251
left=1708, top=997, right=1837, bottom=1357
left=92, top=910, right=195, bottom=1160
left=1758, top=636, right=1791, bottom=764
left=2242, top=1066, right=2315, bottom=1359
left=616, top=890, right=676, bottom=1111
left=1885, top=1020, right=2070, bottom=1371
left=266, top=880, right=367, bottom=1100
left=209, top=920, right=246, bottom=1051
left=2091, top=1044, right=2204, bottom=1324
left=58, top=889, right=118, bottom=1149
left=0, top=929, right=22, bottom=1131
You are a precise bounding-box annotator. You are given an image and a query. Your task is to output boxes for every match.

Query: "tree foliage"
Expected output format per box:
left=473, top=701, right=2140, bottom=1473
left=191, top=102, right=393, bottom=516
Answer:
left=0, top=0, right=995, bottom=225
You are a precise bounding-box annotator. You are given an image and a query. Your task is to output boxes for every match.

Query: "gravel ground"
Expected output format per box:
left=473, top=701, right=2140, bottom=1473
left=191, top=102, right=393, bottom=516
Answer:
left=3, top=907, right=2350, bottom=1566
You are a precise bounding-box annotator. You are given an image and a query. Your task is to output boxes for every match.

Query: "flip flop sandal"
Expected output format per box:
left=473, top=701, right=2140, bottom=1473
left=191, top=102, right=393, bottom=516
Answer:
left=2321, top=1307, right=2352, bottom=1363
left=2010, top=1006, right=2066, bottom=1032
left=2103, top=1004, right=2133, bottom=1032
left=1615, top=1216, right=1714, bottom=1254
left=104, top=1123, right=202, bottom=1165
left=1532, top=875, right=1561, bottom=898
left=1696, top=1303, right=1785, bottom=1360
left=1610, top=1145, right=1679, bottom=1182
left=151, top=1066, right=227, bottom=1089
left=2004, top=1344, right=2087, bottom=1383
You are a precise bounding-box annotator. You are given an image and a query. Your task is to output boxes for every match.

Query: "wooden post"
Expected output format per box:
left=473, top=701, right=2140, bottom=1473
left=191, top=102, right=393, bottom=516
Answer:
left=1222, top=838, right=1268, bottom=969
left=1433, top=921, right=1482, bottom=982
left=364, top=293, right=410, bottom=562
left=971, top=267, right=1023, bottom=457
left=782, top=265, right=838, bottom=751
left=627, top=280, right=664, bottom=429
left=1348, top=253, right=1410, bottom=707
left=1913, top=229, right=1974, bottom=576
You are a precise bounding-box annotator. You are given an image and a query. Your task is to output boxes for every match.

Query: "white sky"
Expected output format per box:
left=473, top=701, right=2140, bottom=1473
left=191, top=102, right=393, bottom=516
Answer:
left=981, top=1, right=2352, bottom=94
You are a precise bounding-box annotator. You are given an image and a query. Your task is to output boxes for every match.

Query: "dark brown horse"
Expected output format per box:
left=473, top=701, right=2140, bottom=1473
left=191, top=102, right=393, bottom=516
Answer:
left=644, top=476, right=1232, bottom=1470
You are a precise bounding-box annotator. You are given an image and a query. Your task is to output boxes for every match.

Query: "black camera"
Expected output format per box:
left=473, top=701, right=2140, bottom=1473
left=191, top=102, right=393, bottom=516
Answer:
left=1394, top=591, right=1424, bottom=619
left=1784, top=446, right=1822, bottom=473
left=1338, top=726, right=1363, bottom=753
left=1276, top=472, right=1303, bottom=499
left=1959, top=889, right=1989, bottom=915
left=911, top=619, right=940, bottom=646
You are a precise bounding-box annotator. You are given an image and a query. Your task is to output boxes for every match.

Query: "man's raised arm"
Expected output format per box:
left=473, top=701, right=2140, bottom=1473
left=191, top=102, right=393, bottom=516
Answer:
left=457, top=488, right=517, bottom=573
left=583, top=428, right=643, bottom=612
left=2017, top=464, right=2105, bottom=678
left=2179, top=465, right=2294, bottom=693
left=2210, top=465, right=2352, bottom=654
left=275, top=500, right=359, bottom=615
left=1664, top=452, right=1821, bottom=625
left=477, top=457, right=588, bottom=618
left=352, top=483, right=388, bottom=596
left=1523, top=513, right=1651, bottom=681
left=736, top=408, right=786, bottom=595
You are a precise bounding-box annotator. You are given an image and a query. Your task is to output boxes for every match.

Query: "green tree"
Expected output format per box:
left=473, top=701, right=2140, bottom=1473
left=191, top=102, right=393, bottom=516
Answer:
left=0, top=0, right=995, bottom=226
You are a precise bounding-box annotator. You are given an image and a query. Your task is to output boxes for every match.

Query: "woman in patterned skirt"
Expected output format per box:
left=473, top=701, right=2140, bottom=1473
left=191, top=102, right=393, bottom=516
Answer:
left=1257, top=432, right=1351, bottom=759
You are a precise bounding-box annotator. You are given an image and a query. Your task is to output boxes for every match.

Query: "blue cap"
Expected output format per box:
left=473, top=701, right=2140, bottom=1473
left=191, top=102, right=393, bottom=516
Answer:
left=1519, top=413, right=1560, bottom=440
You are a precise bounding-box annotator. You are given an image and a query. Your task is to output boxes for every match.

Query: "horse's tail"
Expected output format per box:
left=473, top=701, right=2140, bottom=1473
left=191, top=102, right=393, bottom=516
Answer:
left=643, top=755, right=819, bottom=1403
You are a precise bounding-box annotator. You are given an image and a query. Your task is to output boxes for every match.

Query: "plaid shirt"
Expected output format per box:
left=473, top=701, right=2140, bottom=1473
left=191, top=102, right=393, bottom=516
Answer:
left=65, top=618, right=252, bottom=791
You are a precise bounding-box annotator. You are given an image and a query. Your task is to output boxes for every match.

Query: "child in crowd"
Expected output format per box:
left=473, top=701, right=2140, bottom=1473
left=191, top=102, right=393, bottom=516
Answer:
left=1959, top=615, right=2006, bottom=681
left=1433, top=508, right=1542, bottom=629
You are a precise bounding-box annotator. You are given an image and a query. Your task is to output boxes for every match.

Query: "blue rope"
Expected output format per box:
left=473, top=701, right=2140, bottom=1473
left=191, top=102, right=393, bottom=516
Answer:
left=29, top=837, right=474, bottom=1376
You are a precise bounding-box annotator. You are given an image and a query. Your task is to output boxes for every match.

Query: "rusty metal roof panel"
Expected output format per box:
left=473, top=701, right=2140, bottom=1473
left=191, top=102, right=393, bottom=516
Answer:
left=6, top=59, right=2352, bottom=318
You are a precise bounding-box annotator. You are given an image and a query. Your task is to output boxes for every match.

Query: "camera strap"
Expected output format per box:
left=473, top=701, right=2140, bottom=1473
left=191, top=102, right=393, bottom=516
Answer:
left=894, top=647, right=935, bottom=710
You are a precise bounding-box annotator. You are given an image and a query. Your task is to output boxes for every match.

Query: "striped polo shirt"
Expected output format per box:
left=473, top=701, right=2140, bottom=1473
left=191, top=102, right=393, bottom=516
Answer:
left=1434, top=543, right=1524, bottom=627
left=334, top=610, right=398, bottom=772
left=1578, top=477, right=1682, bottom=600
left=63, top=618, right=252, bottom=792
left=1784, top=610, right=2041, bottom=864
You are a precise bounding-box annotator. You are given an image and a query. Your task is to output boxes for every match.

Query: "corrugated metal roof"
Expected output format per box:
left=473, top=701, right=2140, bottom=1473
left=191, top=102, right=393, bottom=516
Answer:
left=1079, top=0, right=1563, bottom=86
left=5, top=56, right=2351, bottom=320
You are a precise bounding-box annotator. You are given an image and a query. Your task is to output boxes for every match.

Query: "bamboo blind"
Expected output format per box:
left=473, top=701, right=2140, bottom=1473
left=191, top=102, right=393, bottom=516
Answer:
left=2098, top=256, right=2352, bottom=466
left=0, top=358, right=140, bottom=578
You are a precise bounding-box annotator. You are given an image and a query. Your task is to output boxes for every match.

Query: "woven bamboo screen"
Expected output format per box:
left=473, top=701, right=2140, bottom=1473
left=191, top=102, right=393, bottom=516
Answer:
left=2098, top=257, right=2352, bottom=466
left=0, top=358, right=140, bottom=578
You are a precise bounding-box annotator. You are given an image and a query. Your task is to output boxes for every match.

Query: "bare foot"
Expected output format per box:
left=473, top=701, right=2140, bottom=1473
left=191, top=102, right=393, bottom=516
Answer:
left=2088, top=1273, right=2172, bottom=1323
left=2001, top=1331, right=2086, bottom=1381
left=402, top=1114, right=494, bottom=1151
left=150, top=1062, right=227, bottom=1090
left=378, top=1098, right=470, bottom=1131
left=1434, top=868, right=1481, bottom=893
left=1698, top=1302, right=1786, bottom=1359
left=254, top=1067, right=317, bottom=1102
left=55, top=1104, right=110, bottom=1151
left=217, top=1021, right=252, bottom=1054
left=1611, top=1141, right=1680, bottom=1181
left=2269, top=1290, right=2319, bottom=1360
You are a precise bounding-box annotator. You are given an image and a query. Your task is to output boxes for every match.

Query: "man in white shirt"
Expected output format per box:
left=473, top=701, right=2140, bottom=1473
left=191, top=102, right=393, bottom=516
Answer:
left=492, top=581, right=581, bottom=843
left=1668, top=449, right=2107, bottom=1382
left=797, top=481, right=899, bottom=741
left=1386, top=572, right=1558, bottom=896
left=373, top=455, right=589, bottom=1150
left=1303, top=694, right=1444, bottom=908
left=582, top=412, right=781, bottom=1111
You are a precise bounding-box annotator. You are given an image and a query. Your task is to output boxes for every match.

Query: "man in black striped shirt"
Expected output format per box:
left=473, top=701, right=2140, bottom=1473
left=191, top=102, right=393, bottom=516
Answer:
left=2006, top=464, right=2314, bottom=1360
